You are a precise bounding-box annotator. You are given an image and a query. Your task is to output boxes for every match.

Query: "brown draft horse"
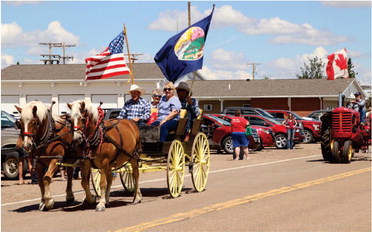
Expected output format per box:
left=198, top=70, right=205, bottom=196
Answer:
left=68, top=100, right=142, bottom=211
left=15, top=101, right=77, bottom=211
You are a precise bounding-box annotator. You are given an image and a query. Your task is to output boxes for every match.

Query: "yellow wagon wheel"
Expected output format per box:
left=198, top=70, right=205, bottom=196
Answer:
left=119, top=163, right=135, bottom=192
left=90, top=168, right=101, bottom=197
left=191, top=132, right=210, bottom=192
left=167, top=140, right=185, bottom=198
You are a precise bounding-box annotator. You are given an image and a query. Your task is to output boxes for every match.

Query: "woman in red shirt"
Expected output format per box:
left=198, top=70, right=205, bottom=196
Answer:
left=282, top=113, right=298, bottom=149
left=231, top=110, right=250, bottom=160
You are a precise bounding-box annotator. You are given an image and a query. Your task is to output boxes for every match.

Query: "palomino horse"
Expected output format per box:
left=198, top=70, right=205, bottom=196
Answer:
left=68, top=100, right=142, bottom=211
left=15, top=101, right=77, bottom=210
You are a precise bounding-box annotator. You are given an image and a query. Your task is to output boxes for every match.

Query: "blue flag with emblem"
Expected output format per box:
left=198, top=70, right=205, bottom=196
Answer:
left=154, top=6, right=214, bottom=83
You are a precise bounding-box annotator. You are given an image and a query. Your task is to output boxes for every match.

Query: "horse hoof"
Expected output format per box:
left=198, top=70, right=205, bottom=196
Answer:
left=45, top=199, right=55, bottom=210
left=95, top=206, right=105, bottom=212
left=66, top=196, right=75, bottom=203
left=39, top=202, right=46, bottom=211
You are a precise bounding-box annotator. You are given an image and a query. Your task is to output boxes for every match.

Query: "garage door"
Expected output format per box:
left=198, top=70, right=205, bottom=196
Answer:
left=92, top=94, right=118, bottom=109
left=26, top=95, right=52, bottom=106
left=59, top=95, right=85, bottom=114
left=1, top=95, right=20, bottom=116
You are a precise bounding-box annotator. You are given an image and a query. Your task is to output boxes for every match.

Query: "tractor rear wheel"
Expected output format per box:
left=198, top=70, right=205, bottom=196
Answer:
left=341, top=140, right=353, bottom=163
left=320, top=129, right=333, bottom=162
left=331, top=140, right=341, bottom=163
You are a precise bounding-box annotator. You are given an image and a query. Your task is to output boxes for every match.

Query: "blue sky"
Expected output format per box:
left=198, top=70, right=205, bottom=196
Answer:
left=1, top=1, right=371, bottom=84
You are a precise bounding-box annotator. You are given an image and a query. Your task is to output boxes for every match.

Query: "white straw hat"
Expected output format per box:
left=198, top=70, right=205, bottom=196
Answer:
left=128, top=84, right=145, bottom=95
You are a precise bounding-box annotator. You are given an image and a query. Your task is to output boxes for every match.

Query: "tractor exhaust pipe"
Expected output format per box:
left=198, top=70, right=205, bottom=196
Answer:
left=338, top=92, right=345, bottom=107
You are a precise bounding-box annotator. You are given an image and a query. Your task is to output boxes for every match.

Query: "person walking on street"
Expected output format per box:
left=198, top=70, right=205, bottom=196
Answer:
left=282, top=113, right=298, bottom=149
left=231, top=110, right=250, bottom=160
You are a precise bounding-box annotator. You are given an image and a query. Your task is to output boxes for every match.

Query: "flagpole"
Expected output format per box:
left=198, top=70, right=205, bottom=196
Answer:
left=123, top=24, right=134, bottom=84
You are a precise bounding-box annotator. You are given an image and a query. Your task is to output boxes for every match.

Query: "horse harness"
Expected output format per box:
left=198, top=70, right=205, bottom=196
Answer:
left=81, top=108, right=140, bottom=164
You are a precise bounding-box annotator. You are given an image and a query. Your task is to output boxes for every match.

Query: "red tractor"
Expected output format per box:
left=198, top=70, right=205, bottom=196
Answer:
left=320, top=107, right=371, bottom=163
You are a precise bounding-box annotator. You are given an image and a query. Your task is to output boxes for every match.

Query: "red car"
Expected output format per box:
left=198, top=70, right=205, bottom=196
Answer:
left=201, top=114, right=260, bottom=153
left=266, top=110, right=322, bottom=143
left=217, top=114, right=305, bottom=149
left=217, top=115, right=275, bottom=150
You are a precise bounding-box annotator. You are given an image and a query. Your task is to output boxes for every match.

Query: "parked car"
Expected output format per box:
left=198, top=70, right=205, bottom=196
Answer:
left=1, top=110, right=28, bottom=180
left=222, top=107, right=281, bottom=121
left=218, top=114, right=305, bottom=149
left=218, top=115, right=275, bottom=150
left=266, top=110, right=322, bottom=143
left=201, top=114, right=261, bottom=153
left=303, top=110, right=331, bottom=121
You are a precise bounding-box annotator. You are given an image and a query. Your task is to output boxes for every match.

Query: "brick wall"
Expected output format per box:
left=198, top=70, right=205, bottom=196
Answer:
left=251, top=98, right=288, bottom=109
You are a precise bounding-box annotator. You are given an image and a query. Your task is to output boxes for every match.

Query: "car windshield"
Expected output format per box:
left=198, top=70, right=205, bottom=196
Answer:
left=260, top=115, right=282, bottom=125
left=255, top=108, right=275, bottom=118
left=208, top=115, right=231, bottom=126
left=1, top=111, right=16, bottom=128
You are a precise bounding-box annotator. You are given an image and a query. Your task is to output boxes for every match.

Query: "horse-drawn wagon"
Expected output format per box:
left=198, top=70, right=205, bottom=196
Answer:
left=15, top=100, right=210, bottom=211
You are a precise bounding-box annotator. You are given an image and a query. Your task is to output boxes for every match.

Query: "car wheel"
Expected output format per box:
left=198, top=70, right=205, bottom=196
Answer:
left=2, top=151, right=20, bottom=180
left=303, top=129, right=314, bottom=144
left=275, top=134, right=287, bottom=149
left=253, top=138, right=263, bottom=151
left=222, top=136, right=233, bottom=154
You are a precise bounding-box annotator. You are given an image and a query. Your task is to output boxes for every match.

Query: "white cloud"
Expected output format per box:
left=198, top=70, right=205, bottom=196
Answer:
left=1, top=54, right=15, bottom=68
left=2, top=21, right=80, bottom=47
left=200, top=66, right=252, bottom=80
left=150, top=5, right=350, bottom=46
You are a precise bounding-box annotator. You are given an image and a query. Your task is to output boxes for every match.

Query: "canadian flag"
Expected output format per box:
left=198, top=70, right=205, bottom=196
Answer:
left=326, top=48, right=349, bottom=80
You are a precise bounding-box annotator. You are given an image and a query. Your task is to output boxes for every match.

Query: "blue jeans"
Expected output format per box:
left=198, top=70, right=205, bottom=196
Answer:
left=151, top=119, right=179, bottom=142
left=287, top=129, right=295, bottom=149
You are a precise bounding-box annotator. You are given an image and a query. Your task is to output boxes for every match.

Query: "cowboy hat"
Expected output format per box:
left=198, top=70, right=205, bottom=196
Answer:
left=128, top=84, right=145, bottom=95
left=175, top=82, right=191, bottom=92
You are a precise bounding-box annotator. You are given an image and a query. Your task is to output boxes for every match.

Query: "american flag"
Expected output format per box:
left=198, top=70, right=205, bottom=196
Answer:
left=85, top=32, right=130, bottom=80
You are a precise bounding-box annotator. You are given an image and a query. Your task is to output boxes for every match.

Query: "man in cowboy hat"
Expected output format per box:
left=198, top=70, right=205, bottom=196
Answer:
left=117, top=84, right=151, bottom=127
left=176, top=82, right=200, bottom=141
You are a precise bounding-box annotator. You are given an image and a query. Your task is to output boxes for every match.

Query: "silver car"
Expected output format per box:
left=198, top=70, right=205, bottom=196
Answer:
left=1, top=110, right=28, bottom=179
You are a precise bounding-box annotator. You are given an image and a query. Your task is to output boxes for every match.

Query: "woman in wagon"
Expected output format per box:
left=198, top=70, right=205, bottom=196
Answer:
left=151, top=82, right=182, bottom=142
left=151, top=88, right=162, bottom=109
left=117, top=84, right=151, bottom=128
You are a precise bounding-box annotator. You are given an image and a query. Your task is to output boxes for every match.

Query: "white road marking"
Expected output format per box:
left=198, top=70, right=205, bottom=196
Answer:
left=1, top=154, right=319, bottom=207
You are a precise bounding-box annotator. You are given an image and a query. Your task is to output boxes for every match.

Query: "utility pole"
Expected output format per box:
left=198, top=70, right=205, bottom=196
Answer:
left=54, top=43, right=76, bottom=64
left=247, top=63, right=262, bottom=80
left=39, top=42, right=75, bottom=64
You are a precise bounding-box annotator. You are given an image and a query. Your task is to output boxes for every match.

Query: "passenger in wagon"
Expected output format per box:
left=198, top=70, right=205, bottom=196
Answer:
left=117, top=84, right=151, bottom=127
left=176, top=82, right=200, bottom=141
left=151, top=88, right=162, bottom=109
left=151, top=82, right=182, bottom=142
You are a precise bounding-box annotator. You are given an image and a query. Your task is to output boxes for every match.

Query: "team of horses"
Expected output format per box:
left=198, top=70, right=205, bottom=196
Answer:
left=15, top=100, right=142, bottom=211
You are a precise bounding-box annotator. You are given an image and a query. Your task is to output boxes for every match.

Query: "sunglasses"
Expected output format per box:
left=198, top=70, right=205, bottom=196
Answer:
left=153, top=95, right=161, bottom=98
left=163, top=88, right=173, bottom=91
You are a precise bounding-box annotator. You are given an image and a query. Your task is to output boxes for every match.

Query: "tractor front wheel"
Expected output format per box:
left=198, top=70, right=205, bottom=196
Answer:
left=341, top=140, right=353, bottom=163
left=331, top=140, right=341, bottom=163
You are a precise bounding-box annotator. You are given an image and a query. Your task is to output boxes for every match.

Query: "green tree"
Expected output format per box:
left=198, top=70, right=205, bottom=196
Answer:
left=347, top=58, right=358, bottom=78
left=296, top=57, right=325, bottom=79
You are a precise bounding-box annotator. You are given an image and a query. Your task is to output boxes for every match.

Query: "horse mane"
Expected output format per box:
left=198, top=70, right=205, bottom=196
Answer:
left=21, top=101, right=49, bottom=123
left=70, top=99, right=99, bottom=121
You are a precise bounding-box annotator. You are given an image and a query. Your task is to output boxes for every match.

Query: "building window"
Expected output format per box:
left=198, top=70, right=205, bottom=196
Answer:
left=204, top=104, right=213, bottom=111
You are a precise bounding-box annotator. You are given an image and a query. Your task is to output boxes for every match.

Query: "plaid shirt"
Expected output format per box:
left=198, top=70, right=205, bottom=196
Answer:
left=117, top=98, right=150, bottom=121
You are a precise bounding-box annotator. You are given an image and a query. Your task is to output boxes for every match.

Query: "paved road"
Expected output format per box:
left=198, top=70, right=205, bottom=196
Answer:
left=1, top=144, right=371, bottom=232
